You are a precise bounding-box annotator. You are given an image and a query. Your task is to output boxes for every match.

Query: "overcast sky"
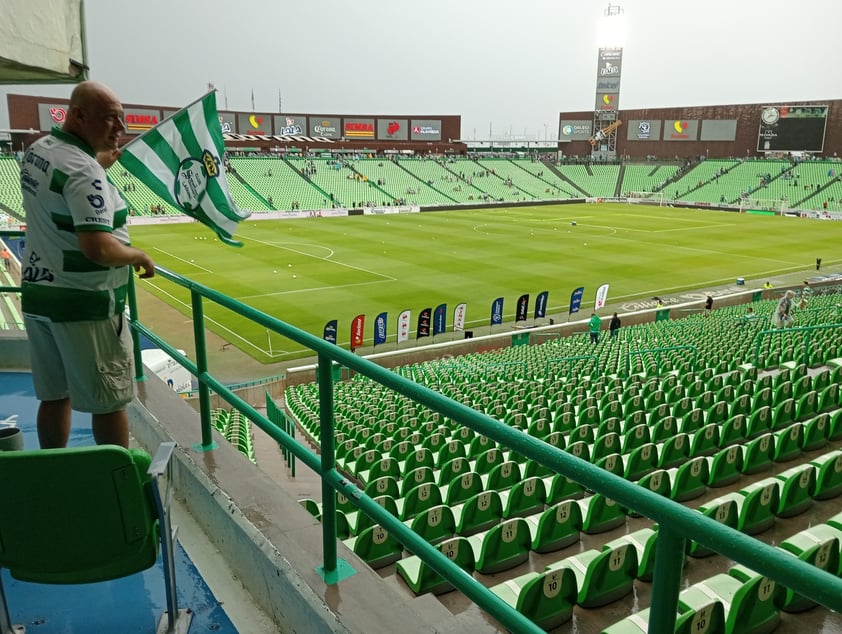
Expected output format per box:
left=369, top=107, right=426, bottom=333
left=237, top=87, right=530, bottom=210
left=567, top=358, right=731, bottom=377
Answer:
left=2, top=0, right=840, bottom=140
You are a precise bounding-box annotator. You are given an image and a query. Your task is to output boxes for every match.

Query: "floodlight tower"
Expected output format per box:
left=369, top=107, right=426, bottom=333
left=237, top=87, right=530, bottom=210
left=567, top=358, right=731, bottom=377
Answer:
left=591, top=3, right=626, bottom=159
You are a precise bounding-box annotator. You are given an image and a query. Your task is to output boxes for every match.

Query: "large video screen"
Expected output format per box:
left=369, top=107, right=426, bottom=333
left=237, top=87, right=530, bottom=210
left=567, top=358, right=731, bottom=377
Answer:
left=757, top=105, right=828, bottom=152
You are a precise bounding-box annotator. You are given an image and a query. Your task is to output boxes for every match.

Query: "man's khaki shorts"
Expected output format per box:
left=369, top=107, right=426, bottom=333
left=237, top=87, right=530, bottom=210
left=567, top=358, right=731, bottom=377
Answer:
left=25, top=313, right=135, bottom=414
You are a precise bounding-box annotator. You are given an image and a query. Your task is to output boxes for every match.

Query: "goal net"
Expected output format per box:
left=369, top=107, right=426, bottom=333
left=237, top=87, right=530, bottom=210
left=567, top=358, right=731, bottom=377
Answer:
left=626, top=191, right=666, bottom=206
left=738, top=197, right=788, bottom=215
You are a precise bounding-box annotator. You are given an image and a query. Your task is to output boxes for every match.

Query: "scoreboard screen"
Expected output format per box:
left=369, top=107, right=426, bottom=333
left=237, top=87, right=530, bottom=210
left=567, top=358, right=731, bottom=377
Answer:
left=757, top=105, right=828, bottom=152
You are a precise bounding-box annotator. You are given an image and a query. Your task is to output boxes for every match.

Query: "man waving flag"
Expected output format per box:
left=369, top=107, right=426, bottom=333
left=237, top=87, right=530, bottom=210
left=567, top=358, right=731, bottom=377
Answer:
left=120, top=91, right=250, bottom=246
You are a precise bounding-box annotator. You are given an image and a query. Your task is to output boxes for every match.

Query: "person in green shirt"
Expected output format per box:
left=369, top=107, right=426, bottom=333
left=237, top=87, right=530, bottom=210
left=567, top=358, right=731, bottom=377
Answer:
left=589, top=312, right=602, bottom=344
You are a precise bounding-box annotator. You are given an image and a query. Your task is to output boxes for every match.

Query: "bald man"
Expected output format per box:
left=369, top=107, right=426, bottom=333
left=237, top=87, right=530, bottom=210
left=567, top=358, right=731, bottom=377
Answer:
left=20, top=81, right=155, bottom=449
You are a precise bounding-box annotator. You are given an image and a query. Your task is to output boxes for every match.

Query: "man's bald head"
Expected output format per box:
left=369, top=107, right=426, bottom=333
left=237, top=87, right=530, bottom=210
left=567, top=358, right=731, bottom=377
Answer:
left=64, top=81, right=125, bottom=153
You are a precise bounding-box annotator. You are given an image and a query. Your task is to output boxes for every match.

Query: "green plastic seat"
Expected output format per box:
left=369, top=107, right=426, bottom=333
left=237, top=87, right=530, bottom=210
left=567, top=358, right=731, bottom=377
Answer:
left=441, top=470, right=484, bottom=507
left=771, top=398, right=795, bottom=431
left=650, top=415, right=678, bottom=443
left=343, top=524, right=403, bottom=570
left=548, top=544, right=638, bottom=608
left=621, top=423, right=651, bottom=453
left=604, top=527, right=658, bottom=581
left=679, top=407, right=705, bottom=434
left=395, top=536, right=475, bottom=595
left=691, top=498, right=738, bottom=557
left=405, top=504, right=456, bottom=545
left=400, top=466, right=436, bottom=496
left=568, top=423, right=596, bottom=445
left=800, top=413, right=829, bottom=451
left=543, top=473, right=586, bottom=505
left=565, top=440, right=591, bottom=463
left=472, top=446, right=504, bottom=475
left=720, top=415, right=747, bottom=447
left=0, top=443, right=191, bottom=634
left=668, top=456, right=709, bottom=501
left=795, top=390, right=819, bottom=422
left=772, top=424, right=802, bottom=463
left=658, top=433, right=690, bottom=468
left=577, top=494, right=625, bottom=534
left=603, top=601, right=724, bottom=634
left=746, top=405, right=772, bottom=439
left=363, top=475, right=401, bottom=500
left=435, top=438, right=467, bottom=467
left=396, top=482, right=444, bottom=520
left=400, top=446, right=436, bottom=474
left=819, top=383, right=841, bottom=413
left=774, top=464, right=815, bottom=517
left=673, top=590, right=727, bottom=634
left=525, top=500, right=582, bottom=553
left=726, top=479, right=779, bottom=535
left=811, top=450, right=842, bottom=500
left=597, top=416, right=624, bottom=439
left=595, top=453, right=625, bottom=478
left=829, top=410, right=842, bottom=442
left=685, top=572, right=779, bottom=634
left=592, top=432, right=621, bottom=462
left=706, top=400, right=730, bottom=426
left=452, top=490, right=503, bottom=536
left=356, top=455, right=401, bottom=486
left=481, top=460, right=521, bottom=491
left=499, top=476, right=546, bottom=519
left=638, top=468, right=671, bottom=499
left=706, top=445, right=744, bottom=488
left=467, top=517, right=531, bottom=574
left=490, top=567, right=577, bottom=630
left=741, top=433, right=774, bottom=475
left=777, top=525, right=841, bottom=612
left=690, top=424, right=720, bottom=458
left=436, top=456, right=470, bottom=486
left=345, top=494, right=398, bottom=536
left=467, top=434, right=496, bottom=459
left=623, top=443, right=658, bottom=481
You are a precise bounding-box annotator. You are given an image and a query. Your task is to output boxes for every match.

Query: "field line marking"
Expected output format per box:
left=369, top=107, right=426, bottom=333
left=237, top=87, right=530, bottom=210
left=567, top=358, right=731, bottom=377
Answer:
left=140, top=280, right=288, bottom=356
left=236, top=279, right=394, bottom=300
left=241, top=235, right=397, bottom=281
left=153, top=247, right=214, bottom=273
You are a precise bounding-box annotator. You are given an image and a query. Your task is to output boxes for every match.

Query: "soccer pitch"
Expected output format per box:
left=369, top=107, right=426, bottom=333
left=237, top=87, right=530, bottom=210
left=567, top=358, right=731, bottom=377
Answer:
left=128, top=204, right=840, bottom=363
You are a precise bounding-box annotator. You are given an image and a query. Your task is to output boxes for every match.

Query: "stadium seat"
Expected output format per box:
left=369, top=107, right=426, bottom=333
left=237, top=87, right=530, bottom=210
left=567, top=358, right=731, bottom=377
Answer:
left=733, top=479, right=780, bottom=534
left=490, top=567, right=577, bottom=630
left=623, top=443, right=658, bottom=481
left=777, top=525, right=842, bottom=612
left=669, top=456, right=709, bottom=501
left=603, top=600, right=724, bottom=634
left=690, top=424, right=720, bottom=458
left=472, top=446, right=505, bottom=474
left=452, top=490, right=503, bottom=536
left=343, top=524, right=403, bottom=570
left=690, top=498, right=738, bottom=558
left=481, top=460, right=521, bottom=491
left=499, top=476, right=546, bottom=518
left=772, top=424, right=803, bottom=462
left=406, top=504, right=456, bottom=545
left=578, top=494, right=625, bottom=534
left=746, top=405, right=772, bottom=439
left=547, top=544, right=638, bottom=608
left=800, top=413, right=829, bottom=451
left=603, top=527, right=659, bottom=581
left=638, top=468, right=672, bottom=499
left=396, top=536, right=475, bottom=595
left=467, top=517, right=532, bottom=574
left=742, top=433, right=774, bottom=475
left=658, top=433, right=690, bottom=468
left=544, top=473, right=586, bottom=505
left=400, top=466, right=436, bottom=496
left=525, top=500, right=583, bottom=553
left=774, top=464, right=816, bottom=517
left=706, top=445, right=744, bottom=488
left=682, top=572, right=779, bottom=634
left=363, top=475, right=400, bottom=500
left=811, top=450, right=842, bottom=499
left=396, top=482, right=444, bottom=520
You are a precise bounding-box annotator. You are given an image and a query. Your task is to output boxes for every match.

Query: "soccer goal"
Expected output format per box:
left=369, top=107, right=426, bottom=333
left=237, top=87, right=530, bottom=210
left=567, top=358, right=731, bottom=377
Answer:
left=626, top=191, right=666, bottom=206
left=738, top=197, right=788, bottom=215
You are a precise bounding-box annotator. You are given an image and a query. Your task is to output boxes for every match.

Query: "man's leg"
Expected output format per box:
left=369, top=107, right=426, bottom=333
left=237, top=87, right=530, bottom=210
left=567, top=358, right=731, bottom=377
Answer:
left=37, top=398, right=72, bottom=448
left=92, top=409, right=129, bottom=448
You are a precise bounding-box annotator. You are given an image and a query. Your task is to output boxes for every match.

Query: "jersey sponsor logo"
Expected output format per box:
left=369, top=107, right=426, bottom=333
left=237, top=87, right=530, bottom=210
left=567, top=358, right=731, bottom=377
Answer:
left=91, top=179, right=103, bottom=191
left=87, top=194, right=105, bottom=210
left=22, top=252, right=54, bottom=283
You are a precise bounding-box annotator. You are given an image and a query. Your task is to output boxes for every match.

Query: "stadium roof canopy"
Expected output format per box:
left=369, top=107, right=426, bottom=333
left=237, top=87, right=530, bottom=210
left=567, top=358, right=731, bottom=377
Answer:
left=0, top=0, right=88, bottom=84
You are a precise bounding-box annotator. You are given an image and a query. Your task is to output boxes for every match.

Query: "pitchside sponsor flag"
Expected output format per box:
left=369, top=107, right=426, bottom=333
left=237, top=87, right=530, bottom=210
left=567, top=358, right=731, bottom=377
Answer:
left=120, top=91, right=251, bottom=246
left=433, top=304, right=447, bottom=335
left=490, top=297, right=504, bottom=326
left=323, top=319, right=338, bottom=344
left=397, top=309, right=411, bottom=343
left=373, top=312, right=388, bottom=346
left=569, top=287, right=584, bottom=316
left=417, top=308, right=432, bottom=338
left=595, top=283, right=610, bottom=310
left=516, top=294, right=529, bottom=322
left=453, top=303, right=467, bottom=331
left=535, top=290, right=549, bottom=319
left=350, top=314, right=365, bottom=350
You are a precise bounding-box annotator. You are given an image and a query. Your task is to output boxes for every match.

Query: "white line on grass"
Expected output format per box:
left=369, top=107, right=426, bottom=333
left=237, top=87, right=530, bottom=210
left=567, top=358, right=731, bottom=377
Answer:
left=140, top=280, right=287, bottom=357
left=236, top=279, right=394, bottom=300
left=241, top=235, right=396, bottom=281
left=153, top=247, right=214, bottom=273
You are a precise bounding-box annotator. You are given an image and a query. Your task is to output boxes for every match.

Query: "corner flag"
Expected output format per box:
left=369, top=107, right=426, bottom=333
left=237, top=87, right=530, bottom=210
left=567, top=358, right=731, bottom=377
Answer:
left=120, top=91, right=250, bottom=246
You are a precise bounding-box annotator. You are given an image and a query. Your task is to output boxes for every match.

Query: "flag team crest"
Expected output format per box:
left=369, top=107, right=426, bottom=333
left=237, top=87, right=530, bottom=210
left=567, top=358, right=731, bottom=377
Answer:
left=121, top=92, right=250, bottom=246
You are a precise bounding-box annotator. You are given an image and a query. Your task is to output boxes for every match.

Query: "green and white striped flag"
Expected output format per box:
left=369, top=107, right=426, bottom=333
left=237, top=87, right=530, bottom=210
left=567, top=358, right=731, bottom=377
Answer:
left=120, top=91, right=250, bottom=246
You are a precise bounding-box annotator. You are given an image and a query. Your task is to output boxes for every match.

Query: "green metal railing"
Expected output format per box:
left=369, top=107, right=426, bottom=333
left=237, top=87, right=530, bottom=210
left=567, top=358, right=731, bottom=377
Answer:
left=753, top=323, right=842, bottom=368
left=5, top=239, right=842, bottom=632
left=122, top=267, right=842, bottom=633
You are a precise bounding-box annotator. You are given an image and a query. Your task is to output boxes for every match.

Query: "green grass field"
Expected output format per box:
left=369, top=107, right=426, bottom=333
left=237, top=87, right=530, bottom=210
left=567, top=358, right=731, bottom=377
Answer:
left=128, top=203, right=841, bottom=362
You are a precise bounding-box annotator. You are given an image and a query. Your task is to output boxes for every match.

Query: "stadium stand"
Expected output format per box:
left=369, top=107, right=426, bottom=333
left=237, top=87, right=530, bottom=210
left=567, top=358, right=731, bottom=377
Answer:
left=227, top=157, right=321, bottom=211
left=0, top=156, right=23, bottom=215
left=554, top=163, right=620, bottom=197
left=353, top=158, right=453, bottom=206
left=620, top=163, right=680, bottom=196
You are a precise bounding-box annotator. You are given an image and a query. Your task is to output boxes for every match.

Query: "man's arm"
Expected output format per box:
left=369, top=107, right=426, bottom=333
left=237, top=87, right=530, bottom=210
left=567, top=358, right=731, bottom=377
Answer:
left=77, top=231, right=155, bottom=278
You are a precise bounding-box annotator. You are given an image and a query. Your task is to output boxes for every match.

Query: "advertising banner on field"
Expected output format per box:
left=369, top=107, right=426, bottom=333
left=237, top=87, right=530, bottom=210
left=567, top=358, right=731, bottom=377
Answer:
left=373, top=312, right=388, bottom=346
left=350, top=314, right=365, bottom=350
left=516, top=294, right=529, bottom=322
left=323, top=319, right=338, bottom=345
left=535, top=290, right=549, bottom=319
left=397, top=310, right=411, bottom=343
left=417, top=307, right=432, bottom=339
left=491, top=297, right=504, bottom=326
left=273, top=115, right=307, bottom=136
left=569, top=287, right=584, bottom=316
left=595, top=283, right=610, bottom=310
left=453, top=302, right=467, bottom=331
left=433, top=304, right=447, bottom=336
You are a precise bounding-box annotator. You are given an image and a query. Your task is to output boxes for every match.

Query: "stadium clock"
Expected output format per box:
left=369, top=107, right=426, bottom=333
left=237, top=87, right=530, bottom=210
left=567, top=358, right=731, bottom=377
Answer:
left=761, top=107, right=779, bottom=125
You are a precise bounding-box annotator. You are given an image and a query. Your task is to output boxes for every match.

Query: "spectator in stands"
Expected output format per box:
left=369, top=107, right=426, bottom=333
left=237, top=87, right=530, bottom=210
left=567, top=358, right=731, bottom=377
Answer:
left=772, top=290, right=795, bottom=328
left=609, top=312, right=621, bottom=339
left=588, top=313, right=602, bottom=344
left=764, top=281, right=774, bottom=289
left=1, top=246, right=10, bottom=270
left=799, top=281, right=812, bottom=309
left=19, top=81, right=155, bottom=450
left=704, top=295, right=713, bottom=316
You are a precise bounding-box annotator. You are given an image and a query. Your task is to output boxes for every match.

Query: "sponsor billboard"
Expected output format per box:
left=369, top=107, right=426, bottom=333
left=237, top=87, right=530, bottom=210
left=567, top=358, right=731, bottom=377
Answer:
left=377, top=118, right=408, bottom=141
left=410, top=119, right=442, bottom=141
left=237, top=113, right=272, bottom=135
left=344, top=118, right=375, bottom=139
left=700, top=119, right=737, bottom=141
left=626, top=119, right=662, bottom=141
left=309, top=117, right=341, bottom=139
left=595, top=77, right=621, bottom=92
left=559, top=120, right=592, bottom=141
left=273, top=115, right=307, bottom=136
left=37, top=102, right=69, bottom=131
left=596, top=48, right=622, bottom=79
left=123, top=108, right=161, bottom=134
left=663, top=119, right=699, bottom=141
left=595, top=92, right=619, bottom=110
left=217, top=112, right=236, bottom=134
